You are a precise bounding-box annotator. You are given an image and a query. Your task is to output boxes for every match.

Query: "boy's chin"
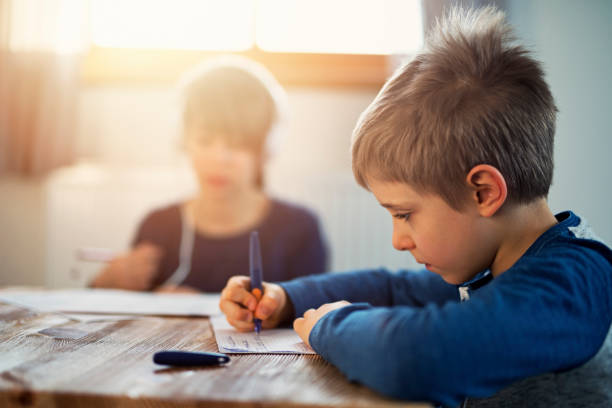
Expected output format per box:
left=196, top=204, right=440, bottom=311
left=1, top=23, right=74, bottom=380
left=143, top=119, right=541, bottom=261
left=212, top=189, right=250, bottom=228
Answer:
left=438, top=272, right=471, bottom=286
left=423, top=265, right=475, bottom=285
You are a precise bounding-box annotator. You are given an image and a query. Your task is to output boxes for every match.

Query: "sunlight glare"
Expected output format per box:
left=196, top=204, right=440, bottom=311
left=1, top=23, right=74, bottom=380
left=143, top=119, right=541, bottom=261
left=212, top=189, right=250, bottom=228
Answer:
left=90, top=0, right=254, bottom=50
left=9, top=0, right=87, bottom=54
left=256, top=0, right=423, bottom=55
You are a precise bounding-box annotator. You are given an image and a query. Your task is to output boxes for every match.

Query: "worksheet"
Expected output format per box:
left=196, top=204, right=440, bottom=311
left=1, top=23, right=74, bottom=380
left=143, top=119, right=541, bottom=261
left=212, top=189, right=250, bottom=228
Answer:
left=0, top=288, right=221, bottom=317
left=210, top=316, right=315, bottom=354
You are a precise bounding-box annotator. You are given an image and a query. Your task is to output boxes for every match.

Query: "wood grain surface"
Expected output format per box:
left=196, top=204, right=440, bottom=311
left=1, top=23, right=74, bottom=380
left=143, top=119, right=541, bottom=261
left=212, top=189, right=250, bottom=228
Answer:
left=0, top=302, right=429, bottom=408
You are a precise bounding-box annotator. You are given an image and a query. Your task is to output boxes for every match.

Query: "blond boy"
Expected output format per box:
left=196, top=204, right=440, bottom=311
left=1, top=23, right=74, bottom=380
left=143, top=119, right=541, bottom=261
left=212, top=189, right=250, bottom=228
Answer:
left=220, top=7, right=612, bottom=407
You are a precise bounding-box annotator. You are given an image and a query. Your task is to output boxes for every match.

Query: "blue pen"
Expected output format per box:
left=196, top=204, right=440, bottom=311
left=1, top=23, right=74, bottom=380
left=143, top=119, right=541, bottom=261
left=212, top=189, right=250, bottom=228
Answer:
left=153, top=350, right=230, bottom=366
left=250, top=231, right=263, bottom=334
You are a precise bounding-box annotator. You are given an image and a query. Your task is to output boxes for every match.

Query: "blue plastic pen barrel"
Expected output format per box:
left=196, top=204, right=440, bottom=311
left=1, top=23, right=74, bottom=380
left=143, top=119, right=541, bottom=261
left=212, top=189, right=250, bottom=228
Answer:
left=249, top=231, right=264, bottom=334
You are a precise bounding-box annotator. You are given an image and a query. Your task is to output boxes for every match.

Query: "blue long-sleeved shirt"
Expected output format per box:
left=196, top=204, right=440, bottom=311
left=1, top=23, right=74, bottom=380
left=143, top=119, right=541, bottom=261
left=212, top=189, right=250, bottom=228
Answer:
left=280, top=211, right=612, bottom=407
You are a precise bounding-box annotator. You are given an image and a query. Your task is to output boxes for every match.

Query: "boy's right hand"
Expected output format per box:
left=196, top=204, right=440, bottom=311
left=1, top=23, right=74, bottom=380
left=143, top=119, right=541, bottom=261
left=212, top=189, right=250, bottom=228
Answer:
left=219, top=276, right=290, bottom=332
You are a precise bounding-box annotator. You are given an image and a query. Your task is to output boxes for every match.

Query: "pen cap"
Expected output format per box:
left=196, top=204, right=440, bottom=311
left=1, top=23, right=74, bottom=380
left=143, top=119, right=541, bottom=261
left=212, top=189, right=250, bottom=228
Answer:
left=153, top=350, right=230, bottom=366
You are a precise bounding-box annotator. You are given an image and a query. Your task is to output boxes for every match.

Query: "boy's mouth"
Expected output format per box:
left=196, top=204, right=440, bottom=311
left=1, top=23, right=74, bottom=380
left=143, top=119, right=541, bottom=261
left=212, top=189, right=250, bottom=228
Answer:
left=415, top=259, right=432, bottom=270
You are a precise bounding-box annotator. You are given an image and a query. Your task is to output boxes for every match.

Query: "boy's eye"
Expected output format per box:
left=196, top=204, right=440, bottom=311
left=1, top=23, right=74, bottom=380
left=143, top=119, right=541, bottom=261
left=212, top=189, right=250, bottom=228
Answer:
left=393, top=213, right=411, bottom=221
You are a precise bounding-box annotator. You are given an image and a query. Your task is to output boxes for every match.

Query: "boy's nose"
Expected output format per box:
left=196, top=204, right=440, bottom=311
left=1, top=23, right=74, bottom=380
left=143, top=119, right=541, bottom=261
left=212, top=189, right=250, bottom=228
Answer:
left=392, top=229, right=416, bottom=251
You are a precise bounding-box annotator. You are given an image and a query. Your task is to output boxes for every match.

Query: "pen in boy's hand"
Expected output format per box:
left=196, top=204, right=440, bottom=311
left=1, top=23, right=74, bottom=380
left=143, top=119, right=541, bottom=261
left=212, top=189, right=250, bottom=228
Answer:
left=249, top=231, right=264, bottom=334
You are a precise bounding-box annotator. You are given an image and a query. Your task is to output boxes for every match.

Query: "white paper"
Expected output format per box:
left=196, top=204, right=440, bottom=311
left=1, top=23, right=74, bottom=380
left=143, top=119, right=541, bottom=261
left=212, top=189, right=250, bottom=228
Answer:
left=62, top=313, right=138, bottom=323
left=0, top=288, right=221, bottom=317
left=211, top=316, right=315, bottom=354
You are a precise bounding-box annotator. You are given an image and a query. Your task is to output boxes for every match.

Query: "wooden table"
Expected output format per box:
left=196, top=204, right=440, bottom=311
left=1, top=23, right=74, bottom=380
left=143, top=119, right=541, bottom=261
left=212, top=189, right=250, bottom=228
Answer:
left=0, top=302, right=429, bottom=407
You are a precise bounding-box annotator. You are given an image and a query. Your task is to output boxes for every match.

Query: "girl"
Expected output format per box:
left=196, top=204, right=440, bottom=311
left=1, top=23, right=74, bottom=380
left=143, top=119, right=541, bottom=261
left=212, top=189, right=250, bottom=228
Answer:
left=91, top=56, right=327, bottom=293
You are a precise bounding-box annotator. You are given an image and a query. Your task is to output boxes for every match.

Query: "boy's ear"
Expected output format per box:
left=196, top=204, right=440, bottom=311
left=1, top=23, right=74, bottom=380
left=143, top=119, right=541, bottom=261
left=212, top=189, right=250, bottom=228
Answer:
left=466, top=164, right=508, bottom=217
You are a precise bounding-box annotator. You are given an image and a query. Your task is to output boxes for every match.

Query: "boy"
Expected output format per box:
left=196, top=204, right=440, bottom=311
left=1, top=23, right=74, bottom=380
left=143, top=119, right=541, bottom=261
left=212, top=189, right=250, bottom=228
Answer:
left=219, top=7, right=612, bottom=407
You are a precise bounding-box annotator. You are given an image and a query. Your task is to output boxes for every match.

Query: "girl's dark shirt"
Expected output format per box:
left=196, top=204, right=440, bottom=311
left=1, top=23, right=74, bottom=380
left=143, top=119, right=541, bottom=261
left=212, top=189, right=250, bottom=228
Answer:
left=132, top=199, right=328, bottom=292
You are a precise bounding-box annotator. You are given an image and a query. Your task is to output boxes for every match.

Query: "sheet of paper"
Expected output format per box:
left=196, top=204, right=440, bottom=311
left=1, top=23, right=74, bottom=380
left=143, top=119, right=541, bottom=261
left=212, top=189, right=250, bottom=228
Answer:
left=62, top=313, right=139, bottom=323
left=211, top=316, right=315, bottom=354
left=0, top=288, right=221, bottom=317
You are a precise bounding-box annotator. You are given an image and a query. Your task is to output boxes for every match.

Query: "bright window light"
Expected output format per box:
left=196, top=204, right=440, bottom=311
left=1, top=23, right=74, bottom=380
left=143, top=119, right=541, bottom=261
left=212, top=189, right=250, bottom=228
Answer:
left=90, top=0, right=255, bottom=51
left=89, top=0, right=422, bottom=55
left=9, top=0, right=88, bottom=54
left=256, top=0, right=423, bottom=55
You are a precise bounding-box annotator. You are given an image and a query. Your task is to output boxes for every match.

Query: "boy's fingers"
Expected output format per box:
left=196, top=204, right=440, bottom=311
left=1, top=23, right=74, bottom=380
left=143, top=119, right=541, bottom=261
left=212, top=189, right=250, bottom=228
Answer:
left=219, top=299, right=253, bottom=323
left=293, top=317, right=304, bottom=332
left=221, top=276, right=257, bottom=310
left=254, top=290, right=281, bottom=320
left=225, top=314, right=255, bottom=332
left=303, top=308, right=316, bottom=319
left=227, top=275, right=251, bottom=288
left=293, top=317, right=310, bottom=347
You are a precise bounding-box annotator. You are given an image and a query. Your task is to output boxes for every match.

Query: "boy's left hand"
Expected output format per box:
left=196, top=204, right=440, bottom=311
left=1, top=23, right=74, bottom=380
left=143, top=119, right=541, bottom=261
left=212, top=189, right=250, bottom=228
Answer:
left=293, top=301, right=351, bottom=347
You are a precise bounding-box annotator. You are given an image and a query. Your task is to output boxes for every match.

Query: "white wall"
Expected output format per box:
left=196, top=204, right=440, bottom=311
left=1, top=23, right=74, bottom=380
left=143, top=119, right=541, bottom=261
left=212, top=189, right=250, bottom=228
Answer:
left=0, top=176, right=46, bottom=286
left=507, top=0, right=612, bottom=243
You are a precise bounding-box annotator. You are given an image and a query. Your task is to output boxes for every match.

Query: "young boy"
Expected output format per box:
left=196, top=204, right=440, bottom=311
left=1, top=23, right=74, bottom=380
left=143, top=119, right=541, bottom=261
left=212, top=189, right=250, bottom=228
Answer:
left=219, top=7, right=612, bottom=407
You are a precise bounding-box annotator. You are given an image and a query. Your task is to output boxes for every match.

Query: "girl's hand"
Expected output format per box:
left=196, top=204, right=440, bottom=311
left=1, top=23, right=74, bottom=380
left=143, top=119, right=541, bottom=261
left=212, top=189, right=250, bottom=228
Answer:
left=91, top=243, right=163, bottom=291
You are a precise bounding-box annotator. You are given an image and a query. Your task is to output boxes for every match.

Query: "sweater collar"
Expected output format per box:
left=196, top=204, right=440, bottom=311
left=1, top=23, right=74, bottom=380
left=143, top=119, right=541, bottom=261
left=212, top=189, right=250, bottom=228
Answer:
left=455, top=211, right=579, bottom=302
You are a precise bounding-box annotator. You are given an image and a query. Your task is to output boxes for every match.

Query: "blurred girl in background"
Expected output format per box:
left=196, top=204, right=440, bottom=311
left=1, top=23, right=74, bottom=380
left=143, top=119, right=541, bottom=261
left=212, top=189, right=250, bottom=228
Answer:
left=91, top=56, right=328, bottom=292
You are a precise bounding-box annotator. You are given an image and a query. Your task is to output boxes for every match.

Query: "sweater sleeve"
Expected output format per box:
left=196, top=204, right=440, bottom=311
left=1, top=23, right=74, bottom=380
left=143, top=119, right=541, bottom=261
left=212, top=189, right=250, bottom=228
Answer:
left=280, top=268, right=457, bottom=317
left=307, top=247, right=612, bottom=406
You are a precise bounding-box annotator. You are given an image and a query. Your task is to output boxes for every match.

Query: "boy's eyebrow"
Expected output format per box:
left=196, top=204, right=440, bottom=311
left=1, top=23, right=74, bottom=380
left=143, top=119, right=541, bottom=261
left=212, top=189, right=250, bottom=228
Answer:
left=380, top=202, right=411, bottom=210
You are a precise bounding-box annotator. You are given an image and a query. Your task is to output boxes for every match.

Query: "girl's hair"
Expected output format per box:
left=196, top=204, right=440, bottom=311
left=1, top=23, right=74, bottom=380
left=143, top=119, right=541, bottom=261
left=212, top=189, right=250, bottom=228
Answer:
left=352, top=7, right=557, bottom=209
left=180, top=55, right=287, bottom=187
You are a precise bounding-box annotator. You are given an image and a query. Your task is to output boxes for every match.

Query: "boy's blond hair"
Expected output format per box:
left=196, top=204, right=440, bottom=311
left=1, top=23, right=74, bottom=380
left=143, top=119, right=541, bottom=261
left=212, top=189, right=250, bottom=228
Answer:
left=352, top=7, right=557, bottom=209
left=180, top=55, right=287, bottom=186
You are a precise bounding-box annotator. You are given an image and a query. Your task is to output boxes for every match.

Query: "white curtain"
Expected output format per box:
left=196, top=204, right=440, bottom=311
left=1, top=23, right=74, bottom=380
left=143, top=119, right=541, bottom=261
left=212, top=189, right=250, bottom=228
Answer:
left=0, top=0, right=87, bottom=175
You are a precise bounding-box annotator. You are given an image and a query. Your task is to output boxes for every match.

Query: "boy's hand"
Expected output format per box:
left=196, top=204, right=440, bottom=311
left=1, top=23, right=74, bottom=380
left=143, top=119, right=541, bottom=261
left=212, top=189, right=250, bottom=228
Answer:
left=219, top=276, right=290, bottom=332
left=92, top=243, right=162, bottom=290
left=293, top=301, right=351, bottom=347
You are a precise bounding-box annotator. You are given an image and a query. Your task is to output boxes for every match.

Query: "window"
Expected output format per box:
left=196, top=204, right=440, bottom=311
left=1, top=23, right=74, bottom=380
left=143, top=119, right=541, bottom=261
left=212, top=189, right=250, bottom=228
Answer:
left=84, top=0, right=423, bottom=87
left=256, top=0, right=422, bottom=55
left=90, top=0, right=254, bottom=51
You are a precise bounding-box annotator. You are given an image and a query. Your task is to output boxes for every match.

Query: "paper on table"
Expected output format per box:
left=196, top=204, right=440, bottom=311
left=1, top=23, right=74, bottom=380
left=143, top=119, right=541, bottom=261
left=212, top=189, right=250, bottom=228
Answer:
left=210, top=316, right=315, bottom=354
left=63, top=313, right=138, bottom=323
left=0, top=288, right=221, bottom=317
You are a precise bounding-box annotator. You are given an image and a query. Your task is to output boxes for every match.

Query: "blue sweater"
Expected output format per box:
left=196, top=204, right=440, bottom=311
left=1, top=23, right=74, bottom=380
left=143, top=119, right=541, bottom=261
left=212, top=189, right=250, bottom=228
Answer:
left=281, top=211, right=612, bottom=407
